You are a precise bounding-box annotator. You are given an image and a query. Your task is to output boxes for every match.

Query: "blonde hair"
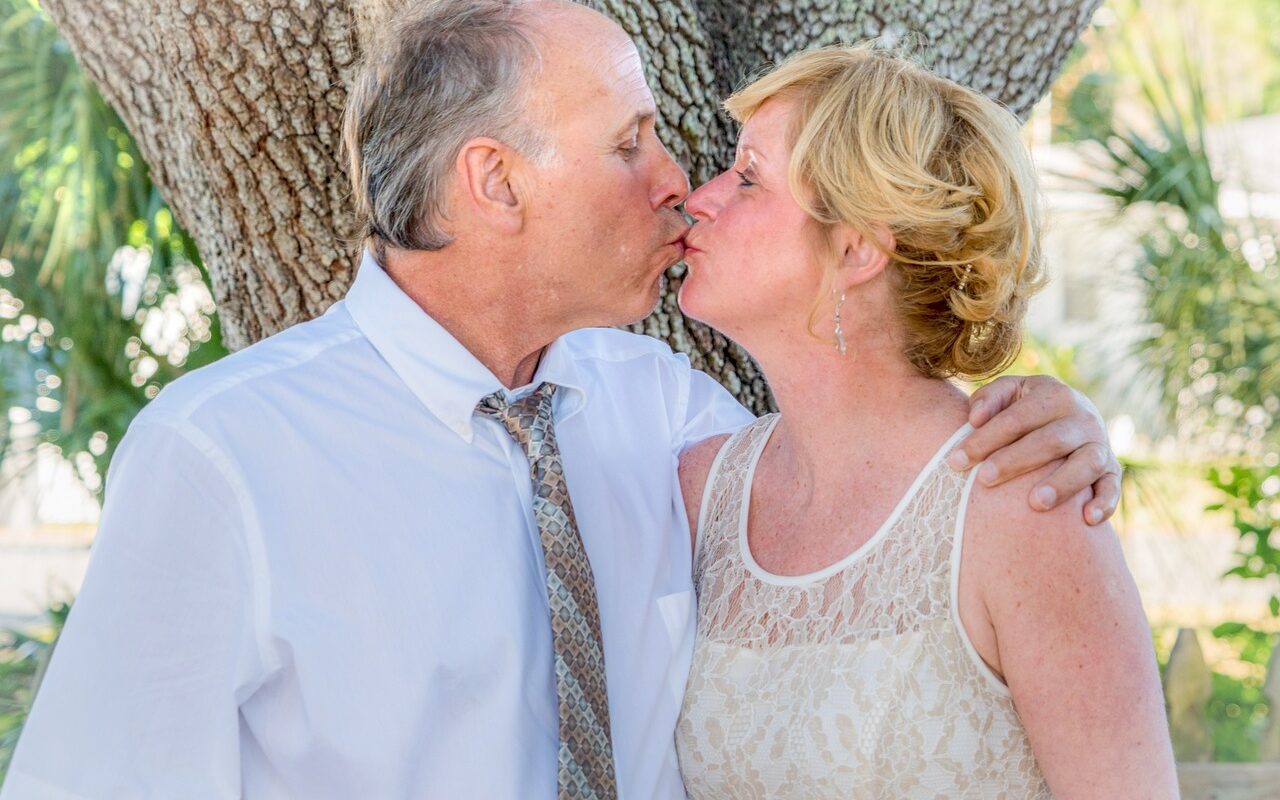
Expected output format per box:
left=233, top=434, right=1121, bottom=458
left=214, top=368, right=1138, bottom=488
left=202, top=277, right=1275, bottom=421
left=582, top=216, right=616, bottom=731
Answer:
left=724, top=42, right=1045, bottom=380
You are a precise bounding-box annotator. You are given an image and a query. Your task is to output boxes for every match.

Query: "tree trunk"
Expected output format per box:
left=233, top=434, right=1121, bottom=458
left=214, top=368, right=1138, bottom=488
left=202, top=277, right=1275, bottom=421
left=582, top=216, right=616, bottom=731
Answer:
left=42, top=0, right=1100, bottom=414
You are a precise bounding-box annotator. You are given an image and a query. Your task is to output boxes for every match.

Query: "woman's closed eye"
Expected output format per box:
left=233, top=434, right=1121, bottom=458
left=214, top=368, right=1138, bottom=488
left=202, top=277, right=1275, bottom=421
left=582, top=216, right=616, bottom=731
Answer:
left=736, top=170, right=755, bottom=188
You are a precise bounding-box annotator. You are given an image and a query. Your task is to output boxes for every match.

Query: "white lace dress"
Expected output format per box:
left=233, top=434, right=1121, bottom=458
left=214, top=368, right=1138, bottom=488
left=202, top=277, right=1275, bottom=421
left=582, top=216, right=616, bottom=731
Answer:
left=675, top=414, right=1051, bottom=799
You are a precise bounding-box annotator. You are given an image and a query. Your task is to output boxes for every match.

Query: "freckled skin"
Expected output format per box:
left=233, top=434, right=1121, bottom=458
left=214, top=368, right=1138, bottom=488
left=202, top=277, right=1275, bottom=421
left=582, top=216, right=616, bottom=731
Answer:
left=674, top=90, right=1177, bottom=798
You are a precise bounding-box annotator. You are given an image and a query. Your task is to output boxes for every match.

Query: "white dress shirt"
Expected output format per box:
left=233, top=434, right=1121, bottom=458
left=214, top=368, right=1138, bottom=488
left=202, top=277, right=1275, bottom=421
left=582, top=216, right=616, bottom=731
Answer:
left=2, top=252, right=754, bottom=800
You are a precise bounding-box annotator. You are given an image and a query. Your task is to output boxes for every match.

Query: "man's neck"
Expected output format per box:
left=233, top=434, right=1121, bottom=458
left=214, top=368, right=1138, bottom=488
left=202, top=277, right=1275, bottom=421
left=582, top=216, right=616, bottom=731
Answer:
left=381, top=248, right=558, bottom=389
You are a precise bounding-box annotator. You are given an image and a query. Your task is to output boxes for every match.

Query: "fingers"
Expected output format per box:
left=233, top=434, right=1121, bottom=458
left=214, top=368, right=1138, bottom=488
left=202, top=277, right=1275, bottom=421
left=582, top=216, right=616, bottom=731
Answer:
left=950, top=381, right=1065, bottom=472
left=1026, top=441, right=1116, bottom=514
left=966, top=418, right=1090, bottom=489
left=1083, top=464, right=1123, bottom=526
left=959, top=372, right=1120, bottom=524
left=967, top=375, right=1027, bottom=428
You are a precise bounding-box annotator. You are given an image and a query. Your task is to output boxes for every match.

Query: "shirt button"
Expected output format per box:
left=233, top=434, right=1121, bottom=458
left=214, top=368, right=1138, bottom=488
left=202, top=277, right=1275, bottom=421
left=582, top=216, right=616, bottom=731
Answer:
left=454, top=423, right=469, bottom=436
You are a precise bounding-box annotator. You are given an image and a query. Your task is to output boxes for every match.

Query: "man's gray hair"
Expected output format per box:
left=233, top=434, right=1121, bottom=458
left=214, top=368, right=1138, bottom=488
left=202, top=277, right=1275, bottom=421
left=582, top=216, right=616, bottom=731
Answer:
left=343, top=0, right=549, bottom=255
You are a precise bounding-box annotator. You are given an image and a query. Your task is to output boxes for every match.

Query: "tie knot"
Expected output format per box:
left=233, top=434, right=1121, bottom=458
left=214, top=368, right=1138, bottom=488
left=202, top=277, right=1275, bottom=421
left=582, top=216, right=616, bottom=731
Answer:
left=475, top=382, right=558, bottom=456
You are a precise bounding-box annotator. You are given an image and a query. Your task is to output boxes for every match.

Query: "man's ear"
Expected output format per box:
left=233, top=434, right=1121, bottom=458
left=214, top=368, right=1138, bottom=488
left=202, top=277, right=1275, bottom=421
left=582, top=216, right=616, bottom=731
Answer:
left=458, top=137, right=524, bottom=233
left=833, top=222, right=895, bottom=289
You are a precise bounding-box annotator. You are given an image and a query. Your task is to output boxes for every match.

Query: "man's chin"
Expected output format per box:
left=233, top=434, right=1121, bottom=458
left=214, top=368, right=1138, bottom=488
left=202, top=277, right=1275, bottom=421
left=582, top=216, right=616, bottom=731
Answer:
left=616, top=274, right=667, bottom=328
left=649, top=272, right=667, bottom=309
left=633, top=274, right=667, bottom=322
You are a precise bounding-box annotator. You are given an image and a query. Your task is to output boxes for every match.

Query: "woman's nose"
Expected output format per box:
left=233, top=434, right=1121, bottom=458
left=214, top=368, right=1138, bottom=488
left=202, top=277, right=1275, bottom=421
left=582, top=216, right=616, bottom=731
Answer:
left=684, top=177, right=719, bottom=222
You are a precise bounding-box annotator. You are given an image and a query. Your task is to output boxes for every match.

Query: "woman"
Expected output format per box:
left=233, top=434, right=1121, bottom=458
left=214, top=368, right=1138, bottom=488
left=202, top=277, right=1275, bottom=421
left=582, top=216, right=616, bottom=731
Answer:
left=672, top=44, right=1176, bottom=798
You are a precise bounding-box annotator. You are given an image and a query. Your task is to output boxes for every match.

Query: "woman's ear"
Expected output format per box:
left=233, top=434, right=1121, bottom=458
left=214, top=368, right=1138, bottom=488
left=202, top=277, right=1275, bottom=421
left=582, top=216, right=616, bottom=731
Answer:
left=458, top=137, right=523, bottom=234
left=834, top=222, right=895, bottom=289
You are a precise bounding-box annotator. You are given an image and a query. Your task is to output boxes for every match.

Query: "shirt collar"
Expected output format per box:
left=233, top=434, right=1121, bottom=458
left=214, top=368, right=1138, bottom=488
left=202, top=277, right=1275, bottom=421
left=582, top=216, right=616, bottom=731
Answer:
left=344, top=250, right=587, bottom=443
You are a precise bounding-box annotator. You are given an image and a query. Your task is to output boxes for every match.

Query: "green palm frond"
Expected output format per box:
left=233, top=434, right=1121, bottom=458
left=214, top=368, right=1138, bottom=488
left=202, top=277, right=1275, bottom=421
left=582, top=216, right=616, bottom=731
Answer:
left=0, top=0, right=224, bottom=490
left=1063, top=4, right=1280, bottom=449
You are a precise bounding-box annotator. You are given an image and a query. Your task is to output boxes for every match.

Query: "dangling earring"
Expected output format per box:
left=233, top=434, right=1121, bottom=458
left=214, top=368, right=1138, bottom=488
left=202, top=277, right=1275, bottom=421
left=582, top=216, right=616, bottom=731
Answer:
left=833, top=292, right=848, bottom=355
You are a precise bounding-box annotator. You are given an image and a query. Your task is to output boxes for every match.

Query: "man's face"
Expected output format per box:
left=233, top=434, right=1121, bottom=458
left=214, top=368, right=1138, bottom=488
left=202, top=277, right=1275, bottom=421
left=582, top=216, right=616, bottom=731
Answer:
left=519, top=6, right=691, bottom=329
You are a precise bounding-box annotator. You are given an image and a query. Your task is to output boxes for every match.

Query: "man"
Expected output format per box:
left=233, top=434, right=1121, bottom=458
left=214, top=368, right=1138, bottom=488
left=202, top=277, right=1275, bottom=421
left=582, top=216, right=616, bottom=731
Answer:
left=3, top=2, right=1120, bottom=798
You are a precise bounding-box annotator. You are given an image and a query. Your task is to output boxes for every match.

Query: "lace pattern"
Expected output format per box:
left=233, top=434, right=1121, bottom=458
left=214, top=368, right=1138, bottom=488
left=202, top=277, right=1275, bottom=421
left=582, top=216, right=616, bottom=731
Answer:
left=676, top=414, right=1051, bottom=798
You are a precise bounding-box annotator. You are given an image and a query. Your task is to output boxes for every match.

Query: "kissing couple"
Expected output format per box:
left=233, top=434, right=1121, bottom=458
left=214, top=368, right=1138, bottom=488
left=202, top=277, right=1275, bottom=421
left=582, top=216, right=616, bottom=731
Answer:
left=4, top=2, right=1176, bottom=799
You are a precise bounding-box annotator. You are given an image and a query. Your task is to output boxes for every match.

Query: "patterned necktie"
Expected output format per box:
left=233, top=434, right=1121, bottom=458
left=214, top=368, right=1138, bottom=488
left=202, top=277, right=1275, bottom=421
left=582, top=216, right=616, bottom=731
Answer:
left=475, top=383, right=618, bottom=800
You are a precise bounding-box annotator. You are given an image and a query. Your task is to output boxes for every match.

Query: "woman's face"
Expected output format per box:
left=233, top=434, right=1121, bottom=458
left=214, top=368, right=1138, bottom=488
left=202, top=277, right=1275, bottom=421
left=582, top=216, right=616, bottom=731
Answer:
left=678, top=97, right=830, bottom=347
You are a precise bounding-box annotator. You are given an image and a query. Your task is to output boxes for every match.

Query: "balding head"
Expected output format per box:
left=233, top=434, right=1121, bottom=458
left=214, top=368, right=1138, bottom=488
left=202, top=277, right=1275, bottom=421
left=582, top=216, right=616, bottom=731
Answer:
left=518, top=2, right=649, bottom=148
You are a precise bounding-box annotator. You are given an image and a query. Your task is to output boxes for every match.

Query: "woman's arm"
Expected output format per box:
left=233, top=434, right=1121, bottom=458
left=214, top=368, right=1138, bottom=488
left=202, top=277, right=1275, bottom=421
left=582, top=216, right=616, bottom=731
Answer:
left=957, top=462, right=1177, bottom=799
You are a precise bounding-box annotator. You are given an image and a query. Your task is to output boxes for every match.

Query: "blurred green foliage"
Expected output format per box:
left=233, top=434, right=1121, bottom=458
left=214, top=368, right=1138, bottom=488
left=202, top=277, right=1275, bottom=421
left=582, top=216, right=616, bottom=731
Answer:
left=1208, top=467, right=1280, bottom=591
left=1153, top=623, right=1274, bottom=763
left=1204, top=624, right=1275, bottom=763
left=1054, top=0, right=1280, bottom=141
left=0, top=601, right=67, bottom=784
left=1060, top=1, right=1280, bottom=763
left=0, top=0, right=225, bottom=492
left=1067, top=26, right=1280, bottom=449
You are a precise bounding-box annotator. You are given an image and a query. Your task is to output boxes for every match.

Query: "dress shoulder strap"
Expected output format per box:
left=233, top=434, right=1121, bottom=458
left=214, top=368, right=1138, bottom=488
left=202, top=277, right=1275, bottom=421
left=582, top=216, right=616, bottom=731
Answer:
left=693, top=414, right=780, bottom=570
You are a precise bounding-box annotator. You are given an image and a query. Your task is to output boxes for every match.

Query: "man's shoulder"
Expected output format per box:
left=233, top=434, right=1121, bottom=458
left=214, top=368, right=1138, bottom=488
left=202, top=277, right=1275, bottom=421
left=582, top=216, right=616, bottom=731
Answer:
left=137, top=303, right=365, bottom=429
left=561, top=327, right=687, bottom=367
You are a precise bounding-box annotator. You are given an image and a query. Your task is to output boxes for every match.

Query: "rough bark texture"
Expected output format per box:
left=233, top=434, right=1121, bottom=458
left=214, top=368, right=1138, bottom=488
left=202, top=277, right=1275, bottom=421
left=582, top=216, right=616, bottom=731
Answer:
left=43, top=0, right=1101, bottom=414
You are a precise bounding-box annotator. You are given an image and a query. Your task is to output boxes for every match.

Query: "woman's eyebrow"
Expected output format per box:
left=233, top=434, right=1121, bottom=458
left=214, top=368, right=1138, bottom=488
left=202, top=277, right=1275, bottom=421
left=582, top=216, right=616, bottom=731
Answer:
left=736, top=143, right=766, bottom=164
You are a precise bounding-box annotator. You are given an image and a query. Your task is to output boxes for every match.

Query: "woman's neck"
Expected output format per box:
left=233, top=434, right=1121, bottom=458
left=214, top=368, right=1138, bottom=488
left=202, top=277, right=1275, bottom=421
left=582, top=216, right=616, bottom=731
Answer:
left=753, top=330, right=970, bottom=490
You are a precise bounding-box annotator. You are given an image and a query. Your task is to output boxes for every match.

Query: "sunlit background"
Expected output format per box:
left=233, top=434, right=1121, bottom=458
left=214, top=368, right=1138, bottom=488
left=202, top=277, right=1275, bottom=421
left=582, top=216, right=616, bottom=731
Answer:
left=1, top=0, right=1278, bottom=780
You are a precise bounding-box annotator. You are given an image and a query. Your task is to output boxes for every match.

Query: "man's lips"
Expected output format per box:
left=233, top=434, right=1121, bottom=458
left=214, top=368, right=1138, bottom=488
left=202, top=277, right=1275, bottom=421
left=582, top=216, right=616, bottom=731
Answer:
left=663, top=227, right=691, bottom=260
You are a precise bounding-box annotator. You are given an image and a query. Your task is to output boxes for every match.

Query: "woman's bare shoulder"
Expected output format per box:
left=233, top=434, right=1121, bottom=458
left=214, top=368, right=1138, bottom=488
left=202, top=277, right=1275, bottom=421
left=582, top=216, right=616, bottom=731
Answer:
left=965, top=461, right=1120, bottom=589
left=961, top=462, right=1173, bottom=795
left=678, top=433, right=733, bottom=548
left=679, top=435, right=732, bottom=506
left=961, top=459, right=1142, bottom=674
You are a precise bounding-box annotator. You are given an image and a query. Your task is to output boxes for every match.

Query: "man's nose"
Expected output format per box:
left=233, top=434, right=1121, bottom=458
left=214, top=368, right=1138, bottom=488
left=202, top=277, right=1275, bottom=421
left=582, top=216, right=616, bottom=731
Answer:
left=651, top=140, right=690, bottom=210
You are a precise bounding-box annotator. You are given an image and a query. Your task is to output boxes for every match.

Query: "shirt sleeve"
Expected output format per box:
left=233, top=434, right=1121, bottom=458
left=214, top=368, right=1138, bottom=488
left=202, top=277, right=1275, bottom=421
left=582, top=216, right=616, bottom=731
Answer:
left=673, top=353, right=757, bottom=454
left=2, top=420, right=272, bottom=800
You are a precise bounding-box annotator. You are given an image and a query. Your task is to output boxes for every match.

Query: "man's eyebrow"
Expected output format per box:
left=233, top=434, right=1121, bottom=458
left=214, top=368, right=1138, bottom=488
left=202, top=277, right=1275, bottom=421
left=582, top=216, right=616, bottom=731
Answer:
left=614, top=110, right=656, bottom=137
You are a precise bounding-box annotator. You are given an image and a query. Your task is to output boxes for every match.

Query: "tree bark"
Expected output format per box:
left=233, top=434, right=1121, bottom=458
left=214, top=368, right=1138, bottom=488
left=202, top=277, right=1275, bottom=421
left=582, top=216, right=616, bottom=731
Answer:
left=43, top=0, right=1100, bottom=414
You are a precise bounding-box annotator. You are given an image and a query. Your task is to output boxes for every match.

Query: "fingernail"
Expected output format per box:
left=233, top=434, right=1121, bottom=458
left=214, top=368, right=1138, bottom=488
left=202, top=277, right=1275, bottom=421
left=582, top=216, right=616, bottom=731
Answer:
left=1089, top=507, right=1104, bottom=525
left=1035, top=486, right=1056, bottom=508
left=979, top=463, right=998, bottom=485
left=949, top=450, right=970, bottom=470
left=967, top=396, right=988, bottom=422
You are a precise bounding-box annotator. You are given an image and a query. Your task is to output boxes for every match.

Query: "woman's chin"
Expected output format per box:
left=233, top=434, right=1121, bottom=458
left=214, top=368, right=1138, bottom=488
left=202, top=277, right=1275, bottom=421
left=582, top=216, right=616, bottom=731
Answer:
left=675, top=280, right=700, bottom=321
left=676, top=281, right=718, bottom=327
